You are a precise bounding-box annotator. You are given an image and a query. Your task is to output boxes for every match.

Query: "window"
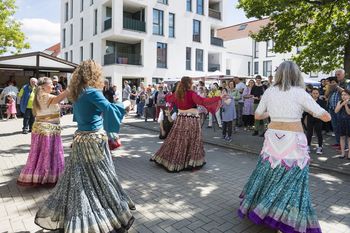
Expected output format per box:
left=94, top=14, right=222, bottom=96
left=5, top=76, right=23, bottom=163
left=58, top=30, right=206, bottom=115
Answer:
left=64, top=2, right=69, bottom=22
left=266, top=40, right=274, bottom=57
left=153, top=9, right=164, bottom=35
left=152, top=77, right=164, bottom=84
left=90, top=43, right=94, bottom=59
left=70, top=0, right=73, bottom=19
left=70, top=24, right=73, bottom=45
left=254, top=41, right=259, bottom=58
left=238, top=24, right=247, bottom=31
left=157, top=0, right=168, bottom=4
left=226, top=69, right=231, bottom=75
left=186, top=47, right=191, bottom=70
left=93, top=9, right=98, bottom=35
left=80, top=0, right=84, bottom=12
left=263, top=61, right=272, bottom=77
left=70, top=50, right=73, bottom=62
left=90, top=0, right=93, bottom=5
left=80, top=18, right=84, bottom=41
left=157, top=42, right=167, bottom=68
left=254, top=61, right=259, bottom=75
left=186, top=0, right=192, bottom=12
left=80, top=46, right=84, bottom=62
left=196, top=0, right=204, bottom=15
left=296, top=47, right=302, bottom=54
left=62, top=28, right=66, bottom=48
left=169, top=13, right=175, bottom=38
left=195, top=49, right=203, bottom=71
left=64, top=52, right=68, bottom=61
left=248, top=61, right=251, bottom=76
left=193, top=20, right=201, bottom=42
left=104, top=7, right=112, bottom=31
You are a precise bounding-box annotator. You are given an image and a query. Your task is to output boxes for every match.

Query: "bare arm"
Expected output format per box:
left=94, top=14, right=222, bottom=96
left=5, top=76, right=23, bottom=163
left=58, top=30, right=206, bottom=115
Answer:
left=334, top=101, right=342, bottom=114
left=50, top=90, right=69, bottom=105
left=255, top=112, right=269, bottom=120
left=345, top=102, right=350, bottom=115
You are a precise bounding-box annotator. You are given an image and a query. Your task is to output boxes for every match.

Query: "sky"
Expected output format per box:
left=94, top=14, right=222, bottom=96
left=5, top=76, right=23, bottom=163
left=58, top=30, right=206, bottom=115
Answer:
left=13, top=0, right=249, bottom=53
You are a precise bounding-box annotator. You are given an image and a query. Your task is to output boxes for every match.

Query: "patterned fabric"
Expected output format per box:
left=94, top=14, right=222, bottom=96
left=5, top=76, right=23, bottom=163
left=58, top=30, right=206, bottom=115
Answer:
left=150, top=113, right=206, bottom=172
left=17, top=122, right=64, bottom=186
left=35, top=130, right=135, bottom=232
left=336, top=105, right=350, bottom=136
left=242, top=87, right=254, bottom=115
left=328, top=91, right=340, bottom=110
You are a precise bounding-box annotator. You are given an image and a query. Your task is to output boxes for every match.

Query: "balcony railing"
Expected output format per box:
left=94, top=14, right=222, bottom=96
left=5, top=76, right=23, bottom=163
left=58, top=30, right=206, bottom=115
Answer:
left=104, top=53, right=142, bottom=66
left=209, top=8, right=221, bottom=20
left=208, top=64, right=220, bottom=72
left=211, top=37, right=223, bottom=47
left=104, top=18, right=112, bottom=31
left=193, top=34, right=201, bottom=42
left=123, top=17, right=146, bottom=32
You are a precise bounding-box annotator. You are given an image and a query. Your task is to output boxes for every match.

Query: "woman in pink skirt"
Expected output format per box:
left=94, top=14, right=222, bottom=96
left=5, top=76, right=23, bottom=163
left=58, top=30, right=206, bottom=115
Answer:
left=17, top=77, right=69, bottom=187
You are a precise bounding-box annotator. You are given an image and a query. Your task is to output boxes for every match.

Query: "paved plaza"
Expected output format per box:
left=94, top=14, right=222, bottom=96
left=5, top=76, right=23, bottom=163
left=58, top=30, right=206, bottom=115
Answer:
left=0, top=115, right=350, bottom=233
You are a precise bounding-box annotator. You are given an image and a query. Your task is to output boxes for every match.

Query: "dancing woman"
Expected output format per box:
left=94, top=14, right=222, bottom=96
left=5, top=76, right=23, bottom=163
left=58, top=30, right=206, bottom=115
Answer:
left=17, top=77, right=68, bottom=187
left=150, top=76, right=221, bottom=172
left=35, top=60, right=135, bottom=233
left=238, top=61, right=331, bottom=233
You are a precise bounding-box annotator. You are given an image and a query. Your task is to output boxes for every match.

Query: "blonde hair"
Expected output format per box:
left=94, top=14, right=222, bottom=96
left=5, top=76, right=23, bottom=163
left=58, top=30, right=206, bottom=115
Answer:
left=33, top=77, right=52, bottom=116
left=274, top=61, right=305, bottom=91
left=69, top=60, right=104, bottom=102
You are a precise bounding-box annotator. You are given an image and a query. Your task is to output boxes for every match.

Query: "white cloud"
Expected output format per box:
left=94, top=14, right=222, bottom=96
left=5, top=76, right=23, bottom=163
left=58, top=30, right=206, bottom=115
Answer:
left=20, top=18, right=60, bottom=51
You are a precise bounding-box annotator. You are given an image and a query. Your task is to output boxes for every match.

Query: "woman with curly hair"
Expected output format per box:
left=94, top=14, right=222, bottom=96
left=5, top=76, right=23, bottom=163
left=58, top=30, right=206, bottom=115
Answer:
left=34, top=60, right=135, bottom=233
left=150, top=76, right=221, bottom=172
left=17, top=77, right=68, bottom=187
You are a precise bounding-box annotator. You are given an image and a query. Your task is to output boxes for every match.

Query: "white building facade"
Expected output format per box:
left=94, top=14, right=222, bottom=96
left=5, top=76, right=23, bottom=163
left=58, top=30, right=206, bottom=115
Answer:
left=60, top=0, right=231, bottom=88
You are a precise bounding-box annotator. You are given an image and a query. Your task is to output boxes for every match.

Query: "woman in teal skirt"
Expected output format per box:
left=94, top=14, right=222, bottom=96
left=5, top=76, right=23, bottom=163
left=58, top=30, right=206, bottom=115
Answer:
left=34, top=60, right=135, bottom=233
left=238, top=61, right=331, bottom=233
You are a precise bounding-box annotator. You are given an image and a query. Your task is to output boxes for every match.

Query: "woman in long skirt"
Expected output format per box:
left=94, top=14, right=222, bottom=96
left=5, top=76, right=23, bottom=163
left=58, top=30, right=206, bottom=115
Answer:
left=34, top=60, right=135, bottom=233
left=150, top=76, right=221, bottom=172
left=17, top=77, right=68, bottom=187
left=238, top=61, right=331, bottom=233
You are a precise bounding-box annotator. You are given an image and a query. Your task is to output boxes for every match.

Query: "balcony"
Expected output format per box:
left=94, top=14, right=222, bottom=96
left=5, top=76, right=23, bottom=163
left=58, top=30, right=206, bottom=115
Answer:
left=209, top=8, right=221, bottom=20
left=211, top=37, right=223, bottom=47
left=123, top=17, right=146, bottom=32
left=104, top=53, right=142, bottom=66
left=104, top=18, right=112, bottom=31
left=208, top=64, right=220, bottom=72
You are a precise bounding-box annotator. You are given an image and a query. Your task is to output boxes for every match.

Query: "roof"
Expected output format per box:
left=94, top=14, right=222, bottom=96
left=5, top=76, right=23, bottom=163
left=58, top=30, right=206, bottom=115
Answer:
left=217, top=18, right=270, bottom=41
left=43, top=43, right=61, bottom=57
left=0, top=51, right=77, bottom=72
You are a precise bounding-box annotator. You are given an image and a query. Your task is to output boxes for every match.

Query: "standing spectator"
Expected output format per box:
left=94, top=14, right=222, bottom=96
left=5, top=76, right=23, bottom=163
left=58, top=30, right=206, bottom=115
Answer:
left=207, top=83, right=222, bottom=128
left=234, top=77, right=246, bottom=127
left=103, top=80, right=115, bottom=103
left=122, top=80, right=131, bottom=101
left=155, top=85, right=167, bottom=120
left=242, top=80, right=255, bottom=130
left=221, top=88, right=236, bottom=142
left=136, top=85, right=146, bottom=118
left=327, top=76, right=342, bottom=149
left=129, top=86, right=137, bottom=110
left=58, top=76, right=67, bottom=90
left=334, top=89, right=350, bottom=159
left=251, top=75, right=266, bottom=136
left=18, top=77, right=37, bottom=134
left=0, top=80, right=18, bottom=100
left=144, top=88, right=156, bottom=122
left=266, top=75, right=274, bottom=88
left=197, top=86, right=208, bottom=125
left=112, top=85, right=121, bottom=103
left=306, top=88, right=327, bottom=154
left=335, top=69, right=350, bottom=89
left=52, top=76, right=63, bottom=96
left=228, top=81, right=241, bottom=132
left=5, top=95, right=17, bottom=120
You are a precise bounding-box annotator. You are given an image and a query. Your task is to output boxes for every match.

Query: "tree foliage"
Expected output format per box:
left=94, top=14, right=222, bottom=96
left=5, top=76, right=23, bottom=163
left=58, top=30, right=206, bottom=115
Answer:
left=238, top=0, right=350, bottom=75
left=0, top=0, right=30, bottom=55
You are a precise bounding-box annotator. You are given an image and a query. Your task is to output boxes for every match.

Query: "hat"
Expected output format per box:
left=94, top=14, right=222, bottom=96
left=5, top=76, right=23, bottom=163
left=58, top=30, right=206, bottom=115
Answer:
left=52, top=76, right=59, bottom=81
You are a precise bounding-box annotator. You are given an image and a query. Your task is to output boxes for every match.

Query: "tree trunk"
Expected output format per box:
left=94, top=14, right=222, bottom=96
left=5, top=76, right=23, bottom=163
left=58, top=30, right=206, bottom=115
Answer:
left=344, top=37, right=350, bottom=79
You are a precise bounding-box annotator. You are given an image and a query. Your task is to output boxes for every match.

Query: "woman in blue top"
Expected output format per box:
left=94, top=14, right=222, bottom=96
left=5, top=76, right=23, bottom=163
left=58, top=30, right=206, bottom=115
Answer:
left=34, top=60, right=135, bottom=233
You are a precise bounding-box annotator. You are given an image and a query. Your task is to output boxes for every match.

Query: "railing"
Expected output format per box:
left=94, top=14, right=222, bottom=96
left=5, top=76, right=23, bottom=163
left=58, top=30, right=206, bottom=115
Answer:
left=104, top=53, right=142, bottom=66
left=209, top=8, right=221, bottom=20
left=208, top=64, right=220, bottom=72
left=104, top=18, right=112, bottom=31
left=193, top=34, right=201, bottom=42
left=211, top=37, right=223, bottom=47
left=123, top=17, right=146, bottom=32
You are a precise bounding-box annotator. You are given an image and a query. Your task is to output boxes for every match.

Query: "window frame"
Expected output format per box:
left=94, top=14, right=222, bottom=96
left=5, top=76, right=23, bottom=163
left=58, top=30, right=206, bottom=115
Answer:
left=153, top=9, right=164, bottom=36
left=157, top=42, right=167, bottom=68
left=193, top=19, right=201, bottom=42
left=186, top=47, right=191, bottom=70
left=195, top=48, right=203, bottom=71
left=169, top=13, right=175, bottom=38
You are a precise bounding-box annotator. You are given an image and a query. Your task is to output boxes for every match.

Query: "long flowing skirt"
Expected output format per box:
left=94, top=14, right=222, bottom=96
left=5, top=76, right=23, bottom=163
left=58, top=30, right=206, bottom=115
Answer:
left=150, top=113, right=205, bottom=172
left=238, top=129, right=322, bottom=233
left=34, top=130, right=135, bottom=233
left=17, top=121, right=64, bottom=187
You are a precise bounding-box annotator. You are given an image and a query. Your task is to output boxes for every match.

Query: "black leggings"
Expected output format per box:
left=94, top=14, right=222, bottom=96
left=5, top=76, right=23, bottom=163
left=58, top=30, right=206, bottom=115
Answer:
left=222, top=121, right=233, bottom=137
left=306, top=116, right=323, bottom=147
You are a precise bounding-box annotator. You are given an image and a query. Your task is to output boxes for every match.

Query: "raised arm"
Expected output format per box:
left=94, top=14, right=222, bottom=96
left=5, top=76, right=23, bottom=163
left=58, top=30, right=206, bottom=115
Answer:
left=191, top=91, right=221, bottom=114
left=299, top=89, right=331, bottom=122
left=50, top=90, right=69, bottom=105
left=254, top=90, right=268, bottom=120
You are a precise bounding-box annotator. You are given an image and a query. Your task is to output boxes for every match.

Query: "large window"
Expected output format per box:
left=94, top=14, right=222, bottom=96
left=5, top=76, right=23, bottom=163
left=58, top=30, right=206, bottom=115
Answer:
left=193, top=20, right=201, bottom=42
left=90, top=43, right=94, bottom=60
left=62, top=28, right=66, bottom=48
left=186, top=0, right=192, bottom=12
left=196, top=0, right=204, bottom=15
left=153, top=9, right=164, bottom=35
left=157, top=0, right=168, bottom=4
left=254, top=41, right=259, bottom=58
left=169, top=13, right=175, bottom=38
left=80, top=46, right=84, bottom=62
left=70, top=0, right=73, bottom=19
left=80, top=0, right=84, bottom=12
left=157, top=42, right=167, bottom=68
left=248, top=61, right=251, bottom=76
left=70, top=24, right=73, bottom=45
left=254, top=61, right=259, bottom=75
left=266, top=40, right=274, bottom=57
left=195, top=49, right=203, bottom=71
left=186, top=47, right=191, bottom=70
left=263, top=60, right=272, bottom=77
left=64, top=2, right=69, bottom=22
left=80, top=18, right=84, bottom=41
left=93, top=9, right=98, bottom=35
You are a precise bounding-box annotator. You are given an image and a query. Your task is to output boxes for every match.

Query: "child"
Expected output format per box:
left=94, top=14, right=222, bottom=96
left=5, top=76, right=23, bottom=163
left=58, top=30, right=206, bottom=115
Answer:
left=6, top=95, right=17, bottom=120
left=221, top=88, right=236, bottom=142
left=334, top=89, right=350, bottom=159
left=158, top=106, right=177, bottom=139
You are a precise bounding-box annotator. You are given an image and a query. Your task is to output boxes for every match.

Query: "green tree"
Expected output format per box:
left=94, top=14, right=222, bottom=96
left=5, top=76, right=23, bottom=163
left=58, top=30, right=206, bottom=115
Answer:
left=238, top=0, right=350, bottom=76
left=0, top=0, right=30, bottom=54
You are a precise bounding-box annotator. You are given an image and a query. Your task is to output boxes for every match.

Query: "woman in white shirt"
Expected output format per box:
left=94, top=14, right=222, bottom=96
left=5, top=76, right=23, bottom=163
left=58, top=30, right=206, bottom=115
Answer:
left=238, top=61, right=330, bottom=233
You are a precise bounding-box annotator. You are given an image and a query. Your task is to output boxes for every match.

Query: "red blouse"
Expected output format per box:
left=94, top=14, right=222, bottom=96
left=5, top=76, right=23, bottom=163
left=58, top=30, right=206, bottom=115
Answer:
left=166, top=90, right=221, bottom=114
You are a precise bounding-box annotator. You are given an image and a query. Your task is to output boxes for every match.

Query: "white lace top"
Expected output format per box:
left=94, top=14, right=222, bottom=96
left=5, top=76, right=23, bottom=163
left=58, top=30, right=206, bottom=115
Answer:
left=255, top=86, right=326, bottom=122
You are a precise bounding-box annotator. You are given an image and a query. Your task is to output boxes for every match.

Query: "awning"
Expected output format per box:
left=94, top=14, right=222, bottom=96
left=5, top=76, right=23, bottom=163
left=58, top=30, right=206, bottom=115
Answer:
left=0, top=52, right=77, bottom=75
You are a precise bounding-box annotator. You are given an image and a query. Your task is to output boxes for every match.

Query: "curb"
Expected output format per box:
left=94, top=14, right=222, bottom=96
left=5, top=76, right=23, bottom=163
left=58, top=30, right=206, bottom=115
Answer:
left=125, top=122, right=350, bottom=176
